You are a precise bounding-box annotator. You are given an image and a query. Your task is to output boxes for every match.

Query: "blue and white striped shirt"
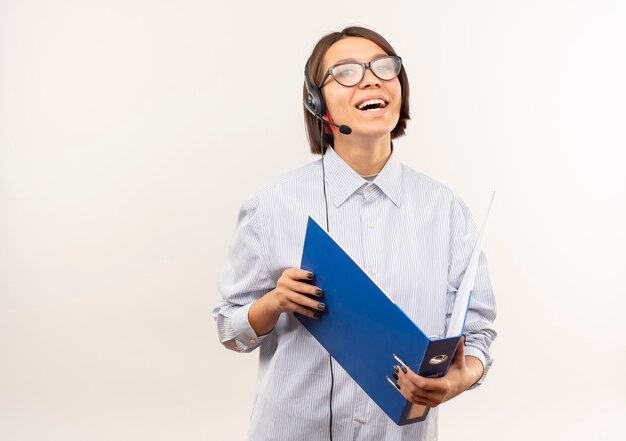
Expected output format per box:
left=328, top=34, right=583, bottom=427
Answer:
left=213, top=147, right=496, bottom=441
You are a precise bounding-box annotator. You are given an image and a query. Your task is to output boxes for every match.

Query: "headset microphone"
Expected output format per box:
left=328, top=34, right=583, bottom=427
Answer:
left=307, top=109, right=352, bottom=135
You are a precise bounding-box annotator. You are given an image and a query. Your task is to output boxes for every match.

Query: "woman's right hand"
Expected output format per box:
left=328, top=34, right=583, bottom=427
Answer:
left=269, top=268, right=326, bottom=319
left=248, top=268, right=325, bottom=336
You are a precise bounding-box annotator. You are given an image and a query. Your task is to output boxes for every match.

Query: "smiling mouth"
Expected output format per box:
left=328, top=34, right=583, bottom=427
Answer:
left=356, top=99, right=387, bottom=111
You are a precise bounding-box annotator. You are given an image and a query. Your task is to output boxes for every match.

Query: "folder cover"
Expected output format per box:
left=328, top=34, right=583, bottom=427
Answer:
left=297, top=194, right=494, bottom=425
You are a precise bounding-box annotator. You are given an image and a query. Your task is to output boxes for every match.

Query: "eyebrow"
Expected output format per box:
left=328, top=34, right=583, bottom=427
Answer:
left=332, top=53, right=389, bottom=64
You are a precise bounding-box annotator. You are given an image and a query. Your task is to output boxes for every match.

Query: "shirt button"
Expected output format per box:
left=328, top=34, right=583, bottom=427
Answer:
left=249, top=339, right=256, bottom=344
left=368, top=222, right=374, bottom=229
left=366, top=185, right=373, bottom=193
left=370, top=269, right=377, bottom=276
left=358, top=416, right=367, bottom=424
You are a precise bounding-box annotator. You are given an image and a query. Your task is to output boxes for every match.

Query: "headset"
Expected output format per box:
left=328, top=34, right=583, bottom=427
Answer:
left=304, top=59, right=352, bottom=136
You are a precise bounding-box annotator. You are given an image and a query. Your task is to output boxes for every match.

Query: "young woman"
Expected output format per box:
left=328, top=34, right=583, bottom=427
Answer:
left=213, top=26, right=496, bottom=441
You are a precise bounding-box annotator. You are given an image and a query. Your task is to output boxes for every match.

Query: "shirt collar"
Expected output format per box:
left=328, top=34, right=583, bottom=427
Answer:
left=323, top=146, right=402, bottom=208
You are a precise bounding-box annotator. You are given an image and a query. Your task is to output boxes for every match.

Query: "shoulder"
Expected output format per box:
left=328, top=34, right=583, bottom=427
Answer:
left=399, top=162, right=477, bottom=237
left=399, top=162, right=466, bottom=209
left=241, top=158, right=322, bottom=210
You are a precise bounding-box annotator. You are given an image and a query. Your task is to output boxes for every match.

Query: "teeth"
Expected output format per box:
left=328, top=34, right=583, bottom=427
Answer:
left=357, top=99, right=386, bottom=110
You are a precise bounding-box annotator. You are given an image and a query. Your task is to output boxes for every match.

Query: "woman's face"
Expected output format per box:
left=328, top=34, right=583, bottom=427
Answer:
left=321, top=37, right=402, bottom=142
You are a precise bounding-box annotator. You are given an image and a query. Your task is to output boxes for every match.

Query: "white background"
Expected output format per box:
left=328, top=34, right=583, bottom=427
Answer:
left=1, top=1, right=625, bottom=440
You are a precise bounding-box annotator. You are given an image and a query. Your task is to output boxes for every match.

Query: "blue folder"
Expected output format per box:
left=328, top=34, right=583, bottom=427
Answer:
left=297, top=194, right=493, bottom=425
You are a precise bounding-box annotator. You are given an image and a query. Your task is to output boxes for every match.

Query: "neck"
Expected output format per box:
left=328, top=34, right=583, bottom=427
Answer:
left=332, top=134, right=392, bottom=176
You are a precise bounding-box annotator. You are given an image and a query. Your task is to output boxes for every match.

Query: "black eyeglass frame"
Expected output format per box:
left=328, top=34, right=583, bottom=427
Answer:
left=318, top=55, right=402, bottom=88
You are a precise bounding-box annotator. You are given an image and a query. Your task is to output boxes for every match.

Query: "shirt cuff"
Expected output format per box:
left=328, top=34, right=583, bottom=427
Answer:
left=230, top=302, right=268, bottom=347
left=463, top=345, right=487, bottom=390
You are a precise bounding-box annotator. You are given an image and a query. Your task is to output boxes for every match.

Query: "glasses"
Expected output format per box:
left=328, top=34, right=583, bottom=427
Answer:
left=319, top=55, right=402, bottom=88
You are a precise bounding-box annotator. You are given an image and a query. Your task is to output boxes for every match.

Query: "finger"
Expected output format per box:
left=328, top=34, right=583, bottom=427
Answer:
left=397, top=380, right=443, bottom=406
left=395, top=382, right=433, bottom=407
left=275, top=286, right=325, bottom=312
left=396, top=377, right=441, bottom=407
left=397, top=365, right=434, bottom=392
left=407, top=389, right=440, bottom=407
left=411, top=376, right=445, bottom=393
left=411, top=395, right=440, bottom=408
left=290, top=292, right=326, bottom=312
left=285, top=268, right=315, bottom=281
left=290, top=302, right=322, bottom=319
left=288, top=279, right=324, bottom=297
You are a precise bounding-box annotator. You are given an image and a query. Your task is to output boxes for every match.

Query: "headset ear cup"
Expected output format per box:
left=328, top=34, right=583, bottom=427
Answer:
left=308, top=89, right=325, bottom=116
left=304, top=60, right=326, bottom=116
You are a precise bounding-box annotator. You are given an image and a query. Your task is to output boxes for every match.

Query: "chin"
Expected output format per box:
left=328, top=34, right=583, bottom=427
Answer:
left=351, top=123, right=396, bottom=139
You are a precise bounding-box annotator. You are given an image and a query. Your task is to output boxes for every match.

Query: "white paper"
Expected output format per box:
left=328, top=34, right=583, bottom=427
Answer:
left=445, top=192, right=495, bottom=338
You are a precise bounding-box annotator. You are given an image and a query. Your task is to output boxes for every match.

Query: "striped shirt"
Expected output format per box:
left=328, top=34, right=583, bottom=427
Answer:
left=213, top=146, right=497, bottom=441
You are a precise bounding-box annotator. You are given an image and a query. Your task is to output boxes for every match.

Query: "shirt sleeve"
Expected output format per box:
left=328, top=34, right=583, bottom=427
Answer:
left=447, top=197, right=497, bottom=388
left=212, top=195, right=276, bottom=353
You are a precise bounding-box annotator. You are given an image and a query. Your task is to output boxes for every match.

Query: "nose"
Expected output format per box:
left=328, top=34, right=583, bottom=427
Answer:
left=359, top=67, right=381, bottom=89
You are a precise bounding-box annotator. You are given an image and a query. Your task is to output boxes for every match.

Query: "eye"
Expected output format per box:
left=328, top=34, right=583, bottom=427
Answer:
left=373, top=60, right=394, bottom=72
left=332, top=63, right=362, bottom=78
left=372, top=57, right=400, bottom=79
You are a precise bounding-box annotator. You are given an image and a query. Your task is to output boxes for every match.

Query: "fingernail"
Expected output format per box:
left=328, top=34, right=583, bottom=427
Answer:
left=306, top=272, right=314, bottom=280
left=318, top=303, right=326, bottom=311
left=400, top=365, right=407, bottom=374
left=313, top=312, right=321, bottom=319
left=395, top=383, right=401, bottom=390
left=392, top=372, right=398, bottom=380
left=315, top=288, right=323, bottom=296
left=393, top=365, right=399, bottom=374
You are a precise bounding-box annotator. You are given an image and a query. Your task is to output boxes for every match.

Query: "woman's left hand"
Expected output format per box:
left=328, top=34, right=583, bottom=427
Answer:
left=394, top=337, right=483, bottom=408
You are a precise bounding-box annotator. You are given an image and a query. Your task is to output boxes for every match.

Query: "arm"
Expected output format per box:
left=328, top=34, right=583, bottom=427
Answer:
left=395, top=196, right=497, bottom=406
left=212, top=196, right=276, bottom=353
left=213, top=196, right=325, bottom=351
